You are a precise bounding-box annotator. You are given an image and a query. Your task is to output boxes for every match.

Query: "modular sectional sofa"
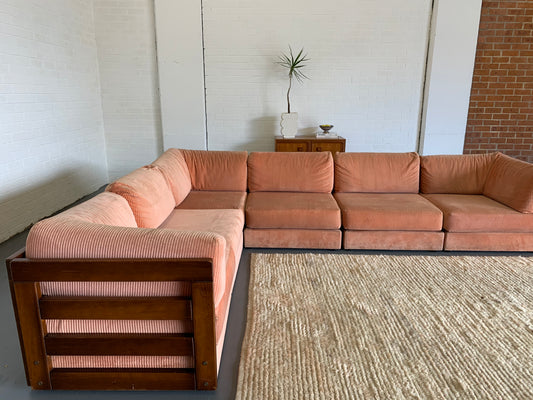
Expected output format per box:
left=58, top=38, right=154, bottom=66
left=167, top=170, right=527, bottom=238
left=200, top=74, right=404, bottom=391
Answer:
left=6, top=149, right=533, bottom=391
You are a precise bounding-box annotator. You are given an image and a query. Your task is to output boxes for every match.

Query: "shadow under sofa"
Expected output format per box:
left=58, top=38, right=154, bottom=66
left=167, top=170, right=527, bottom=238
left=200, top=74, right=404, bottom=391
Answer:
left=6, top=148, right=533, bottom=391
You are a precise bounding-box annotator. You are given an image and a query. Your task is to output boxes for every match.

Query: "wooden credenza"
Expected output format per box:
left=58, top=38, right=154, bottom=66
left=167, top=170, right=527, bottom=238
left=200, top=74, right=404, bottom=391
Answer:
left=275, top=136, right=346, bottom=155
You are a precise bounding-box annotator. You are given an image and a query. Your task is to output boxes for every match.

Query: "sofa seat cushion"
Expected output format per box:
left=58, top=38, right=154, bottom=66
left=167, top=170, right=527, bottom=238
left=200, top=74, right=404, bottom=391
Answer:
left=423, top=194, right=533, bottom=232
left=158, top=209, right=244, bottom=306
left=159, top=209, right=244, bottom=259
left=245, top=192, right=341, bottom=229
left=334, top=193, right=443, bottom=231
left=176, top=191, right=247, bottom=210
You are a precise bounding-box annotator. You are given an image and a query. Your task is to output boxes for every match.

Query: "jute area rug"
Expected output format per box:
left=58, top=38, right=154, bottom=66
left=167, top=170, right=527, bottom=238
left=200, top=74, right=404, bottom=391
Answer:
left=236, top=253, right=533, bottom=400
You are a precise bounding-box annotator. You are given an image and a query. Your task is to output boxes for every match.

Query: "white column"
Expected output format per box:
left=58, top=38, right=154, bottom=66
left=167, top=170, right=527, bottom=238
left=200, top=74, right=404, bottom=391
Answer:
left=419, top=0, right=483, bottom=155
left=154, top=0, right=207, bottom=150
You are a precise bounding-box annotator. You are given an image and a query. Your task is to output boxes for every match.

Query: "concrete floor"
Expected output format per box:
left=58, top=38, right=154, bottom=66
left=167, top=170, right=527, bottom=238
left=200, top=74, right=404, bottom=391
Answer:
left=1, top=193, right=531, bottom=399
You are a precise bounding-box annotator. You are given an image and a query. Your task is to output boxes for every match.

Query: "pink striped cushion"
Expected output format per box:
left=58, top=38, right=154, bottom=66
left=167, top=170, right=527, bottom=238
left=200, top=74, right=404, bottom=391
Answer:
left=50, top=356, right=193, bottom=369
left=151, top=149, right=192, bottom=206
left=106, top=165, right=175, bottom=228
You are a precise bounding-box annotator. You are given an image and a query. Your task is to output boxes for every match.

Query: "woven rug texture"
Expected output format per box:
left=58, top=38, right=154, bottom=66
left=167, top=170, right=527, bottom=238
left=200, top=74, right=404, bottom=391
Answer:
left=236, top=253, right=533, bottom=400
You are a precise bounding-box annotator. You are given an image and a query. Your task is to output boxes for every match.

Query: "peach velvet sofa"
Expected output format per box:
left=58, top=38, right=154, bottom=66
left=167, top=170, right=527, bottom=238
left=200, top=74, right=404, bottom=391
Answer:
left=6, top=149, right=533, bottom=392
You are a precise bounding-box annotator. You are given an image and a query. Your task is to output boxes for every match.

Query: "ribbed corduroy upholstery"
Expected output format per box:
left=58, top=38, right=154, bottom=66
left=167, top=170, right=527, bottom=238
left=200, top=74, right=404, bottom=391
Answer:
left=43, top=191, right=137, bottom=227
left=106, top=165, right=176, bottom=228
left=151, top=148, right=192, bottom=206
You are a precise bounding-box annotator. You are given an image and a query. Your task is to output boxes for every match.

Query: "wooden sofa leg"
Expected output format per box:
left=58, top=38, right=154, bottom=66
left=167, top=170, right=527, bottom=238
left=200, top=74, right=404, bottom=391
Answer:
left=9, top=281, right=51, bottom=389
left=192, top=282, right=217, bottom=390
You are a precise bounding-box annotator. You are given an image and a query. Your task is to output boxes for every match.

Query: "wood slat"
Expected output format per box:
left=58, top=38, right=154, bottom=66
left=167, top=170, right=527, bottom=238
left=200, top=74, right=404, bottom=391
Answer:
left=45, top=333, right=194, bottom=356
left=50, top=368, right=196, bottom=390
left=9, top=258, right=213, bottom=282
left=39, top=296, right=191, bottom=320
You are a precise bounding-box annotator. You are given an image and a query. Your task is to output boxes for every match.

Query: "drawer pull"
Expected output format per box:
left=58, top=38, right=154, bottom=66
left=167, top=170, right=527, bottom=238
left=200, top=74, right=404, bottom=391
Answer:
left=297, top=147, right=304, bottom=151
left=316, top=147, right=322, bottom=151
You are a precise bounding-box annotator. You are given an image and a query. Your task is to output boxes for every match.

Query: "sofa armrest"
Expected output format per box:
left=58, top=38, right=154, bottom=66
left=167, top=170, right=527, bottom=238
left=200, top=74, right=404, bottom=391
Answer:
left=26, top=219, right=227, bottom=303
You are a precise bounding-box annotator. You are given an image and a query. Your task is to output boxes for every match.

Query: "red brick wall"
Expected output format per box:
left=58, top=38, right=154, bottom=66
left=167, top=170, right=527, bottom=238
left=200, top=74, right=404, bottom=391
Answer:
left=464, top=0, right=533, bottom=163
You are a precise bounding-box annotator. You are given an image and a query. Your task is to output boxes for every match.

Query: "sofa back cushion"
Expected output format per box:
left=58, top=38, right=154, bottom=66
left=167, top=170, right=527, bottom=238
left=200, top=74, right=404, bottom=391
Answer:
left=151, top=148, right=192, bottom=205
left=247, top=151, right=334, bottom=193
left=483, top=153, right=533, bottom=213
left=58, top=192, right=137, bottom=227
left=181, top=150, right=248, bottom=191
left=106, top=165, right=175, bottom=228
left=334, top=152, right=419, bottom=193
left=420, top=153, right=496, bottom=194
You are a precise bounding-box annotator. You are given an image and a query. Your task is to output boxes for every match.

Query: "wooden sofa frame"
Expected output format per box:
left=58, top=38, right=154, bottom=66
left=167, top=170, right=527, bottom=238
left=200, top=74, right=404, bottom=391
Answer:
left=6, top=249, right=218, bottom=391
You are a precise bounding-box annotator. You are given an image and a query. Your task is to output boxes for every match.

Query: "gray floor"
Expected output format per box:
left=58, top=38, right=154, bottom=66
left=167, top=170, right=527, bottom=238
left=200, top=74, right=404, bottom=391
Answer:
left=1, top=194, right=531, bottom=399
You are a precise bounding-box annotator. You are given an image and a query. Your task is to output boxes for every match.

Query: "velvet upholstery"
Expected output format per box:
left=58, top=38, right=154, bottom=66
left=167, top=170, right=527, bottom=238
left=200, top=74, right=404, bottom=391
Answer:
left=244, top=228, right=342, bottom=249
left=245, top=192, right=341, bottom=229
left=181, top=149, right=248, bottom=191
left=247, top=152, right=334, bottom=193
left=423, top=194, right=533, bottom=232
left=344, top=231, right=444, bottom=251
left=334, top=193, right=443, bottom=231
left=151, top=148, right=192, bottom=205
left=444, top=232, right=533, bottom=252
left=483, top=152, right=533, bottom=213
left=176, top=191, right=247, bottom=210
left=106, top=165, right=175, bottom=228
left=420, top=153, right=496, bottom=194
left=334, top=152, right=420, bottom=193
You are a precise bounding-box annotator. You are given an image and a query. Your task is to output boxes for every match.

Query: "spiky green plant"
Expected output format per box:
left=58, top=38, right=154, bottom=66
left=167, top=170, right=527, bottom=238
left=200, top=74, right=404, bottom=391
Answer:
left=277, top=46, right=310, bottom=113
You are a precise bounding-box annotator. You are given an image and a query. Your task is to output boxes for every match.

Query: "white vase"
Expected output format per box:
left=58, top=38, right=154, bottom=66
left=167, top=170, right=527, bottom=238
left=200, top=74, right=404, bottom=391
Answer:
left=280, top=112, right=298, bottom=138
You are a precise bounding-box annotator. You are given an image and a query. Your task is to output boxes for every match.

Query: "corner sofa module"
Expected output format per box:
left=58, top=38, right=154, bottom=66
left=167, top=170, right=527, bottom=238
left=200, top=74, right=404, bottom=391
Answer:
left=420, top=152, right=533, bottom=251
left=244, top=151, right=342, bottom=249
left=334, top=152, right=444, bottom=250
left=9, top=148, right=248, bottom=391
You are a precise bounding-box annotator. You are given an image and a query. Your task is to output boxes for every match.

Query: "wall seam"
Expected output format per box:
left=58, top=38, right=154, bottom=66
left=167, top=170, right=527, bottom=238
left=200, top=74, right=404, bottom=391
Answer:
left=416, top=0, right=436, bottom=154
left=200, top=0, right=209, bottom=150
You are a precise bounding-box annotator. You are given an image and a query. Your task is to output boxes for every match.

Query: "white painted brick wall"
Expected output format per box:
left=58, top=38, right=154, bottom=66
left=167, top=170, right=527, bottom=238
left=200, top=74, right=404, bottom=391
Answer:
left=93, top=0, right=163, bottom=180
left=0, top=0, right=109, bottom=243
left=203, top=0, right=432, bottom=152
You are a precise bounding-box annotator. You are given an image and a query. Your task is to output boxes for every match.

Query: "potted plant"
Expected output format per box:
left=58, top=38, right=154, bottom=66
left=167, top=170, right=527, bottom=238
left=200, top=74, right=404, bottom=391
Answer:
left=277, top=46, right=309, bottom=138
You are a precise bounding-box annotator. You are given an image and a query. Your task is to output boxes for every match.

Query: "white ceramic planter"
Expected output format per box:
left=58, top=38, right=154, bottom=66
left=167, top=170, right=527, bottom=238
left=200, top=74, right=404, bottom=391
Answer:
left=280, top=112, right=298, bottom=138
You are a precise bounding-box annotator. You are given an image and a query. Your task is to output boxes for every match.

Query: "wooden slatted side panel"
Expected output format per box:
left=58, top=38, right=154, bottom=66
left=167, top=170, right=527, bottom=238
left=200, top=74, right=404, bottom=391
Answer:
left=50, top=368, right=196, bottom=390
left=6, top=252, right=218, bottom=391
